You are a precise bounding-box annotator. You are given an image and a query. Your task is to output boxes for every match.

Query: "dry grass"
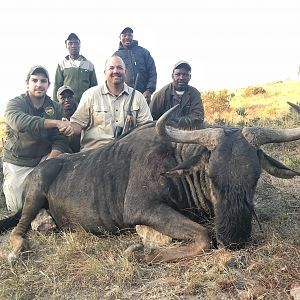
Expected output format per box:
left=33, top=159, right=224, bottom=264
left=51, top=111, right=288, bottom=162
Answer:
left=0, top=79, right=300, bottom=299
left=204, top=78, right=300, bottom=125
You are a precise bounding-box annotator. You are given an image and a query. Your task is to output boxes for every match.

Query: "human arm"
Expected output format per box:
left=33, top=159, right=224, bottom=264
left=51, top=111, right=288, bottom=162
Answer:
left=46, top=149, right=63, bottom=160
left=59, top=121, right=82, bottom=136
left=187, top=89, right=205, bottom=124
left=145, top=50, right=157, bottom=95
left=68, top=89, right=92, bottom=134
left=4, top=96, right=69, bottom=134
left=143, top=90, right=152, bottom=104
left=149, top=90, right=165, bottom=121
left=135, top=92, right=153, bottom=125
left=53, top=64, right=64, bottom=102
left=89, top=65, right=98, bottom=88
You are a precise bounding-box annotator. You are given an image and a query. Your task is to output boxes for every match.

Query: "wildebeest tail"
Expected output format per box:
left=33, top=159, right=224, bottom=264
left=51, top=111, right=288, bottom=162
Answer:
left=0, top=209, right=22, bottom=233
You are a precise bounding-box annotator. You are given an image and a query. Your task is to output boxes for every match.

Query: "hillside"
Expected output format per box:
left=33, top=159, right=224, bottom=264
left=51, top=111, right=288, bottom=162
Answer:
left=202, top=78, right=300, bottom=125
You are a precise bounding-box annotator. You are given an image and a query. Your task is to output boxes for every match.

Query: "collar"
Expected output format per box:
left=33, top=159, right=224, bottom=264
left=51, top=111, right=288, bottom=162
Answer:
left=118, top=40, right=138, bottom=50
left=103, top=82, right=130, bottom=96
left=66, top=55, right=86, bottom=61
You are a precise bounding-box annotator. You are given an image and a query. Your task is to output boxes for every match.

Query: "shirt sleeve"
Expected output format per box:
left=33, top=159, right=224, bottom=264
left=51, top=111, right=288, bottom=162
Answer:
left=5, top=97, right=45, bottom=134
left=149, top=90, right=164, bottom=121
left=189, top=90, right=204, bottom=123
left=70, top=89, right=92, bottom=128
left=53, top=64, right=64, bottom=102
left=89, top=66, right=98, bottom=88
left=135, top=92, right=153, bottom=124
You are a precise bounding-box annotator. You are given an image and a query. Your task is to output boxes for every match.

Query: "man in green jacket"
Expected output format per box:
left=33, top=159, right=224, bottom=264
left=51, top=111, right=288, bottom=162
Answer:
left=53, top=33, right=98, bottom=104
left=3, top=66, right=70, bottom=212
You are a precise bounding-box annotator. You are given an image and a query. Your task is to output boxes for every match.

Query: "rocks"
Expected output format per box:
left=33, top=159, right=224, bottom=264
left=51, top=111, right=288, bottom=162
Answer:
left=135, top=225, right=172, bottom=248
left=31, top=209, right=57, bottom=233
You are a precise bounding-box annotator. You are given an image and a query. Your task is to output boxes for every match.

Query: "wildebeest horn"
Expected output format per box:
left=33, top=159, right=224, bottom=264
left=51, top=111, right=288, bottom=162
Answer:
left=287, top=101, right=300, bottom=113
left=242, top=126, right=300, bottom=146
left=156, top=105, right=225, bottom=150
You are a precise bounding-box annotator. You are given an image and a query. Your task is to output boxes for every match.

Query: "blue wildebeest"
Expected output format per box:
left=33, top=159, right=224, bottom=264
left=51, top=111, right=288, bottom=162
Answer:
left=1, top=104, right=300, bottom=262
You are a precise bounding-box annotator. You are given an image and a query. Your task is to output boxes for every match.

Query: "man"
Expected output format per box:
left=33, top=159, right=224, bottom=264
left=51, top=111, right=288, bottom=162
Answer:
left=57, top=85, right=80, bottom=153
left=53, top=33, right=98, bottom=103
left=3, top=66, right=70, bottom=211
left=62, top=55, right=153, bottom=151
left=150, top=61, right=204, bottom=127
left=113, top=27, right=157, bottom=104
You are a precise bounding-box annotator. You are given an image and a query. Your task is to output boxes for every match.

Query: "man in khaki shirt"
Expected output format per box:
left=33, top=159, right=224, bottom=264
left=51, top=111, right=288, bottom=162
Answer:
left=63, top=55, right=153, bottom=151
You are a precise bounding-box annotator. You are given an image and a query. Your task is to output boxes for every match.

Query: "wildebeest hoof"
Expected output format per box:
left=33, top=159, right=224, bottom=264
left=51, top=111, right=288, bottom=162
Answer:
left=123, top=243, right=144, bottom=261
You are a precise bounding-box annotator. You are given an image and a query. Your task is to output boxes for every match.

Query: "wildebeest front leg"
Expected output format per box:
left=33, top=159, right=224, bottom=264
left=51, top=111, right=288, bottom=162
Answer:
left=126, top=204, right=211, bottom=263
left=9, top=160, right=63, bottom=263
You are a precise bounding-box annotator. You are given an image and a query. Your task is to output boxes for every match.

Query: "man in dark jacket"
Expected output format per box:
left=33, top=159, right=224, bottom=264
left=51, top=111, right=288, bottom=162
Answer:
left=3, top=66, right=70, bottom=211
left=113, top=27, right=157, bottom=104
left=150, top=61, right=204, bottom=128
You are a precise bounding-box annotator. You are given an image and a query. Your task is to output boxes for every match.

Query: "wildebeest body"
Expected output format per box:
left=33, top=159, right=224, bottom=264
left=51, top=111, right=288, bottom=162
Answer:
left=2, top=104, right=300, bottom=262
left=23, top=126, right=257, bottom=242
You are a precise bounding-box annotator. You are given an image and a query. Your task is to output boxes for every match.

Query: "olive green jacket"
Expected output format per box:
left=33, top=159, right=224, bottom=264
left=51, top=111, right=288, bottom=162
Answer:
left=53, top=55, right=98, bottom=103
left=3, top=93, right=70, bottom=167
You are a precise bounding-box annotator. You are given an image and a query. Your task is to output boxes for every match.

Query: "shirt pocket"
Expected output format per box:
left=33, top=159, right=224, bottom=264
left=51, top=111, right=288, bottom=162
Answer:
left=92, top=104, right=112, bottom=128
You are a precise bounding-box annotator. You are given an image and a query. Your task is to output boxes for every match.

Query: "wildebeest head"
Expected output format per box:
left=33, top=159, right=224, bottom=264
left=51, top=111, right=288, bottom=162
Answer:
left=156, top=105, right=300, bottom=249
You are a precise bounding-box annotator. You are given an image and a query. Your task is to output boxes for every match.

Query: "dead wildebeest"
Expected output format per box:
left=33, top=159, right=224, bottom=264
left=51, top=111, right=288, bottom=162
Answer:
left=1, top=104, right=300, bottom=263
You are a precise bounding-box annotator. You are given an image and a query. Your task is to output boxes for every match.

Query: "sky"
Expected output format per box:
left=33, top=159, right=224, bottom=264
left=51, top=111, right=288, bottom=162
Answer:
left=1, top=0, right=300, bottom=116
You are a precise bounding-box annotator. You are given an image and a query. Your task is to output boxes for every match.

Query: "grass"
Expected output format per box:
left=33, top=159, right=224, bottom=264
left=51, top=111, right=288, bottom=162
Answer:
left=0, top=79, right=300, bottom=299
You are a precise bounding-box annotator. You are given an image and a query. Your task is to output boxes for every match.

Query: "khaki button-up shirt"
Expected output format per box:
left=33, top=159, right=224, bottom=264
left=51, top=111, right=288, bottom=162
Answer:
left=71, top=83, right=153, bottom=151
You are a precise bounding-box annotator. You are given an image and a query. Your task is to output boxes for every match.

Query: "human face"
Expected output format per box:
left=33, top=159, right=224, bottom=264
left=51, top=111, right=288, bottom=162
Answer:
left=66, top=39, right=80, bottom=57
left=26, top=73, right=49, bottom=100
left=172, top=67, right=191, bottom=91
left=104, top=56, right=126, bottom=87
left=120, top=32, right=133, bottom=49
left=58, top=91, right=75, bottom=110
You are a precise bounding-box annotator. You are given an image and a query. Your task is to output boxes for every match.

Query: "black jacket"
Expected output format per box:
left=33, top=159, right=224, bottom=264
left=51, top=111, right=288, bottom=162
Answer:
left=114, top=40, right=157, bottom=94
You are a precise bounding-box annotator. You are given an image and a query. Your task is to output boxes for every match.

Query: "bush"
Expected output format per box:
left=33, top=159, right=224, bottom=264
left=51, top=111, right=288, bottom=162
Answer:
left=243, top=86, right=267, bottom=97
left=202, top=89, right=232, bottom=123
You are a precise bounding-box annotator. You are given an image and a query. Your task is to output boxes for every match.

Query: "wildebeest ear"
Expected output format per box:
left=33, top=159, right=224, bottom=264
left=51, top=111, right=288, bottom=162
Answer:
left=258, top=149, right=300, bottom=178
left=161, top=154, right=204, bottom=177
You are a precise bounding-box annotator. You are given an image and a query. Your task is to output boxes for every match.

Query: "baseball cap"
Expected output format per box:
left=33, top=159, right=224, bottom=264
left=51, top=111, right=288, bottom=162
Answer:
left=27, top=65, right=49, bottom=80
left=66, top=33, right=80, bottom=41
left=173, top=60, right=191, bottom=72
left=120, top=27, right=133, bottom=34
left=57, top=85, right=74, bottom=97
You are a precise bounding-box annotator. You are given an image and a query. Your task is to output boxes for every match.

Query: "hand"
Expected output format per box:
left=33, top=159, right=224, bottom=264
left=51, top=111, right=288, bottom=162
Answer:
left=56, top=118, right=71, bottom=130
left=59, top=125, right=74, bottom=137
left=46, top=149, right=62, bottom=160
left=57, top=118, right=74, bottom=136
left=143, top=90, right=152, bottom=104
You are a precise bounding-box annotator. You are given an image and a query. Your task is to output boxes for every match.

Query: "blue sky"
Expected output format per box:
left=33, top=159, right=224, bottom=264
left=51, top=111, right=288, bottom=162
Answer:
left=1, top=0, right=299, bottom=115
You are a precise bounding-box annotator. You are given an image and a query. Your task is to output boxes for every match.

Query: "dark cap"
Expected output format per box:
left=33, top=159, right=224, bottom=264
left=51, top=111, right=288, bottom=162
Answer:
left=27, top=65, right=49, bottom=80
left=57, top=85, right=74, bottom=97
left=173, top=60, right=191, bottom=72
left=66, top=33, right=80, bottom=41
left=120, top=27, right=133, bottom=34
